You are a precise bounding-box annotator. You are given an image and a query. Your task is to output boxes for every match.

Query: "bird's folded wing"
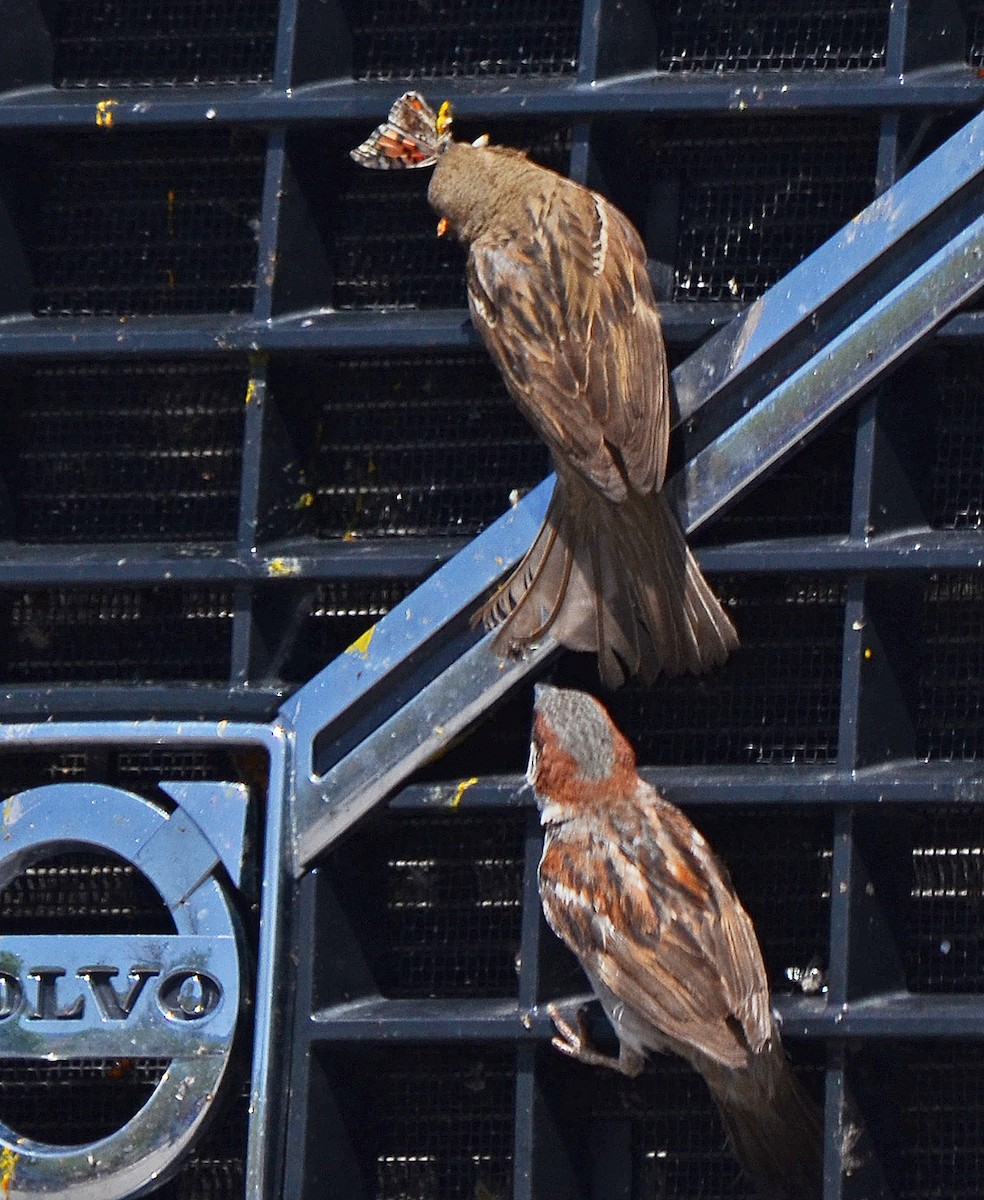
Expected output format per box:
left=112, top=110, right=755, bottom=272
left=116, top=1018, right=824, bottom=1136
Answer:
left=467, top=186, right=669, bottom=501
left=539, top=799, right=772, bottom=1069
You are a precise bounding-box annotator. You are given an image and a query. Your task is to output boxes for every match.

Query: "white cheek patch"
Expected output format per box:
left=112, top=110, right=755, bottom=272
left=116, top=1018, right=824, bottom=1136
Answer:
left=591, top=195, right=609, bottom=277
left=526, top=739, right=540, bottom=786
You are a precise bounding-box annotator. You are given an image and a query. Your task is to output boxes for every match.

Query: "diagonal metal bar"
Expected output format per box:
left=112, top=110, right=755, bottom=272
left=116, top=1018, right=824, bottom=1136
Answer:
left=286, top=109, right=984, bottom=875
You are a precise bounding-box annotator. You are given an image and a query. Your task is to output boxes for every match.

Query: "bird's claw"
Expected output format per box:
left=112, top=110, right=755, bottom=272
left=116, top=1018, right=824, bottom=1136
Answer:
left=546, top=1001, right=624, bottom=1072
left=546, top=1001, right=591, bottom=1060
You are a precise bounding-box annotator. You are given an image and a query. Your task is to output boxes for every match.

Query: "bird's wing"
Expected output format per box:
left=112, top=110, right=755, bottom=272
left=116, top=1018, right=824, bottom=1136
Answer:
left=467, top=184, right=668, bottom=502
left=539, top=793, right=772, bottom=1070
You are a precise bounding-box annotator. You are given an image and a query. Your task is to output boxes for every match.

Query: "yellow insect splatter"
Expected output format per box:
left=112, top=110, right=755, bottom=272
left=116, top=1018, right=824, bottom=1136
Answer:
left=450, top=777, right=479, bottom=809
left=0, top=1147, right=18, bottom=1198
left=95, top=98, right=118, bottom=128
left=346, top=626, right=375, bottom=658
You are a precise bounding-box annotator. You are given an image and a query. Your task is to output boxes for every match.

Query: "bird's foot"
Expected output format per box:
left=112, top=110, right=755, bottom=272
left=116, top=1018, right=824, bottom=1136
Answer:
left=547, top=1002, right=627, bottom=1074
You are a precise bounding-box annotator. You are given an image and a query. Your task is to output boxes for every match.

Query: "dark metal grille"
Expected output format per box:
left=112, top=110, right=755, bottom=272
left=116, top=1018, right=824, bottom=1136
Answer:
left=322, top=1046, right=515, bottom=1200
left=916, top=573, right=984, bottom=760
left=930, top=347, right=984, bottom=530
left=653, top=0, right=889, bottom=72
left=328, top=124, right=571, bottom=309
left=342, top=0, right=580, bottom=79
left=644, top=117, right=878, bottom=301
left=907, top=808, right=984, bottom=993
left=7, top=361, right=246, bottom=543
left=575, top=576, right=844, bottom=766
left=896, top=1043, right=984, bottom=1200
left=379, top=813, right=525, bottom=998
left=0, top=586, right=234, bottom=683
left=25, top=130, right=265, bottom=317
left=43, top=0, right=279, bottom=88
left=301, top=353, right=548, bottom=538
left=697, top=414, right=855, bottom=544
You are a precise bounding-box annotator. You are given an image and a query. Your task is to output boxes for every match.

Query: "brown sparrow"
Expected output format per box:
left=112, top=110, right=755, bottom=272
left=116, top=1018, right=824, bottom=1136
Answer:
left=352, top=94, right=738, bottom=688
left=528, top=684, right=821, bottom=1198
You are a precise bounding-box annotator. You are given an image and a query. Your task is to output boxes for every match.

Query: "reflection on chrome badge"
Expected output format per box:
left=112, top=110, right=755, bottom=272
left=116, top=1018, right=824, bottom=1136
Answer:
left=0, top=783, right=244, bottom=1199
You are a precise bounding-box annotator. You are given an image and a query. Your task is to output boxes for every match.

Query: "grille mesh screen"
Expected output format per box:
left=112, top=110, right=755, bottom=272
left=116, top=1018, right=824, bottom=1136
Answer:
left=342, top=0, right=580, bottom=79
left=895, top=1043, right=984, bottom=1199
left=0, top=586, right=233, bottom=683
left=44, top=0, right=279, bottom=87
left=26, top=130, right=264, bottom=317
left=638, top=116, right=878, bottom=301
left=299, top=353, right=548, bottom=539
left=574, top=575, right=844, bottom=766
left=907, top=808, right=984, bottom=993
left=378, top=813, right=525, bottom=998
left=0, top=851, right=173, bottom=936
left=930, top=347, right=984, bottom=530
left=324, top=1046, right=515, bottom=1200
left=328, top=123, right=571, bottom=309
left=0, top=1059, right=169, bottom=1145
left=916, top=573, right=984, bottom=760
left=653, top=0, right=889, bottom=71
left=8, top=361, right=246, bottom=543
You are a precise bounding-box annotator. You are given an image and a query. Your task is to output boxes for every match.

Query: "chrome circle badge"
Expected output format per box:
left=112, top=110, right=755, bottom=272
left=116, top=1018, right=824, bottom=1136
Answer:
left=0, top=783, right=244, bottom=1199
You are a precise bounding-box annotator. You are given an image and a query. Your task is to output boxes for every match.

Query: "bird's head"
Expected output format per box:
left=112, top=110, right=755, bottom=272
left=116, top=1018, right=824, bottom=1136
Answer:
left=428, top=135, right=544, bottom=245
left=528, top=685, right=637, bottom=811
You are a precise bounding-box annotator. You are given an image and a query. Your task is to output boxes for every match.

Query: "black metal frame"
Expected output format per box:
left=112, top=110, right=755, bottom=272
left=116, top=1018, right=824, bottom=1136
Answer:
left=3, top=2, right=984, bottom=1198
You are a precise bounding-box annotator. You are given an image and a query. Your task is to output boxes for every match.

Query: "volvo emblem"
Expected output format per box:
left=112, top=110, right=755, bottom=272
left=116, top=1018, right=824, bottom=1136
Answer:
left=0, top=782, right=244, bottom=1199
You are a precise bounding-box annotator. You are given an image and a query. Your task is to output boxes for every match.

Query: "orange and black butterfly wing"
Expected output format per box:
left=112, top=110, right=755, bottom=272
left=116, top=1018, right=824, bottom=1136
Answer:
left=350, top=91, right=450, bottom=169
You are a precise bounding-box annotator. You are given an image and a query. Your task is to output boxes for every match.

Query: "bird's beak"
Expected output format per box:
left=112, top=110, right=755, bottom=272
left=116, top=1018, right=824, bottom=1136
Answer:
left=436, top=217, right=450, bottom=238
left=472, top=134, right=490, bottom=148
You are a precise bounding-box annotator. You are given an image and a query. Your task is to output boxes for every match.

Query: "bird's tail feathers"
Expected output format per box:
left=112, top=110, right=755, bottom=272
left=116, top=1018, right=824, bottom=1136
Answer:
left=478, top=479, right=738, bottom=688
left=706, top=1049, right=823, bottom=1200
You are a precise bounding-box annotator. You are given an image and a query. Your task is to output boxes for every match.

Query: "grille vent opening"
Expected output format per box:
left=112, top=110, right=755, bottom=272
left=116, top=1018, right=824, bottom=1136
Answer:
left=652, top=0, right=890, bottom=72
left=916, top=573, right=984, bottom=760
left=42, top=0, right=279, bottom=87
left=341, top=0, right=581, bottom=79
left=556, top=575, right=845, bottom=766
left=15, top=129, right=264, bottom=317
left=271, top=353, right=548, bottom=541
left=324, top=811, right=526, bottom=1000
left=929, top=347, right=984, bottom=531
left=597, top=115, right=878, bottom=302
left=319, top=1046, right=515, bottom=1200
left=0, top=586, right=234, bottom=684
left=907, top=808, right=984, bottom=993
left=5, top=360, right=246, bottom=544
